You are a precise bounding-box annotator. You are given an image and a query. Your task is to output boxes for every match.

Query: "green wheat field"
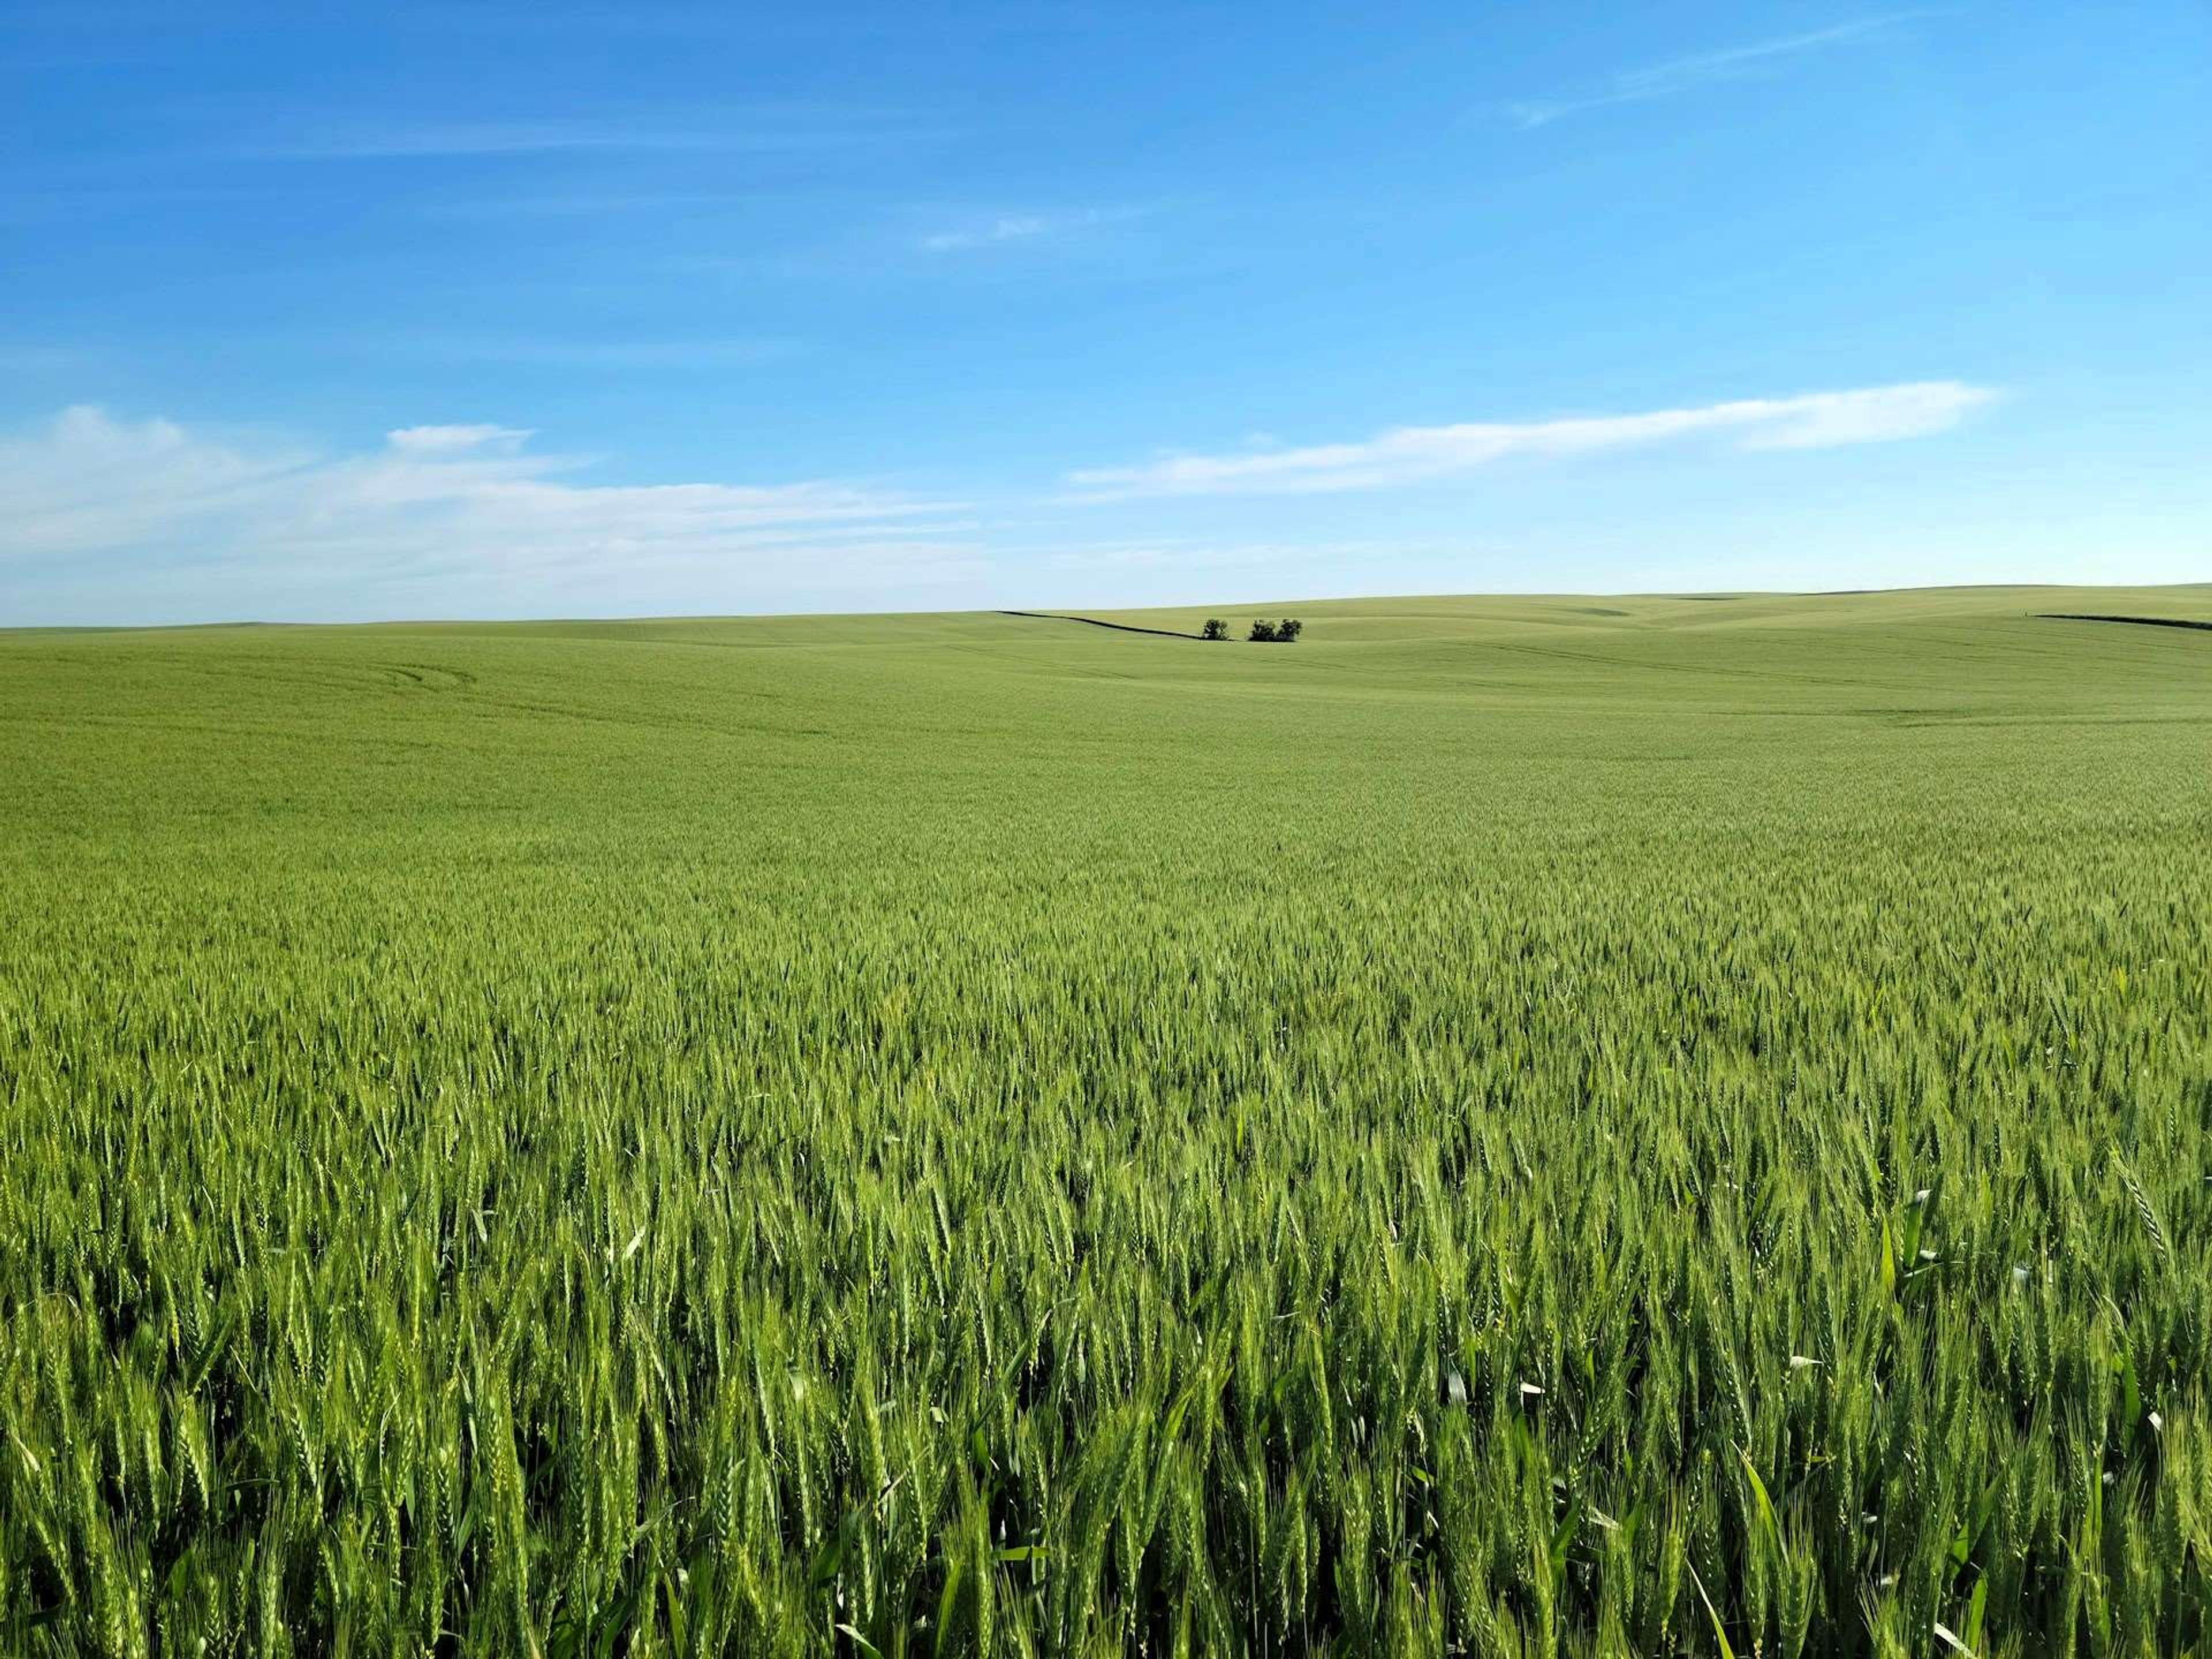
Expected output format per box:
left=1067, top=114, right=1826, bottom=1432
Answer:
left=2, top=586, right=2208, bottom=1657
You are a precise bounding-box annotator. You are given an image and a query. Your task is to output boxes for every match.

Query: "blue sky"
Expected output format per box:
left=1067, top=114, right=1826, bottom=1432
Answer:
left=4, top=2, right=2207, bottom=623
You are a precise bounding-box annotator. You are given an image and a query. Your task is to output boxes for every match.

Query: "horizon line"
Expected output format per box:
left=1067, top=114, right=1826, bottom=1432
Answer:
left=6, top=579, right=2209, bottom=636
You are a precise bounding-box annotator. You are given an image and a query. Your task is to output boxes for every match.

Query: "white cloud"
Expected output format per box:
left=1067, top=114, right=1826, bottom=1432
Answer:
left=0, top=407, right=973, bottom=619
left=919, top=206, right=1142, bottom=253
left=1506, top=13, right=1931, bottom=128
left=384, top=423, right=533, bottom=456
left=1066, top=382, right=1997, bottom=498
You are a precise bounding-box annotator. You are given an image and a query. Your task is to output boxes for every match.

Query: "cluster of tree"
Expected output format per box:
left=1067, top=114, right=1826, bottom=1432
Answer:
left=1201, top=618, right=1303, bottom=642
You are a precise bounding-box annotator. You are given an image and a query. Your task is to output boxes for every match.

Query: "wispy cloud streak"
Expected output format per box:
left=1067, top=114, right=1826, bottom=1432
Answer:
left=1506, top=13, right=1931, bottom=127
left=1067, top=382, right=1996, bottom=498
left=919, top=206, right=1145, bottom=253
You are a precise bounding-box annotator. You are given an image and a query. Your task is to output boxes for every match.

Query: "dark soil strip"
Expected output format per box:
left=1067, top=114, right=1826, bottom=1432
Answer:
left=2037, top=612, right=2212, bottom=633
left=999, top=609, right=1205, bottom=640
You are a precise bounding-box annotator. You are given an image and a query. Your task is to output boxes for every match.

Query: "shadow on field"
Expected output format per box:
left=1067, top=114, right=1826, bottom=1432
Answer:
left=2037, top=612, right=2212, bottom=632
left=999, top=609, right=1206, bottom=641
